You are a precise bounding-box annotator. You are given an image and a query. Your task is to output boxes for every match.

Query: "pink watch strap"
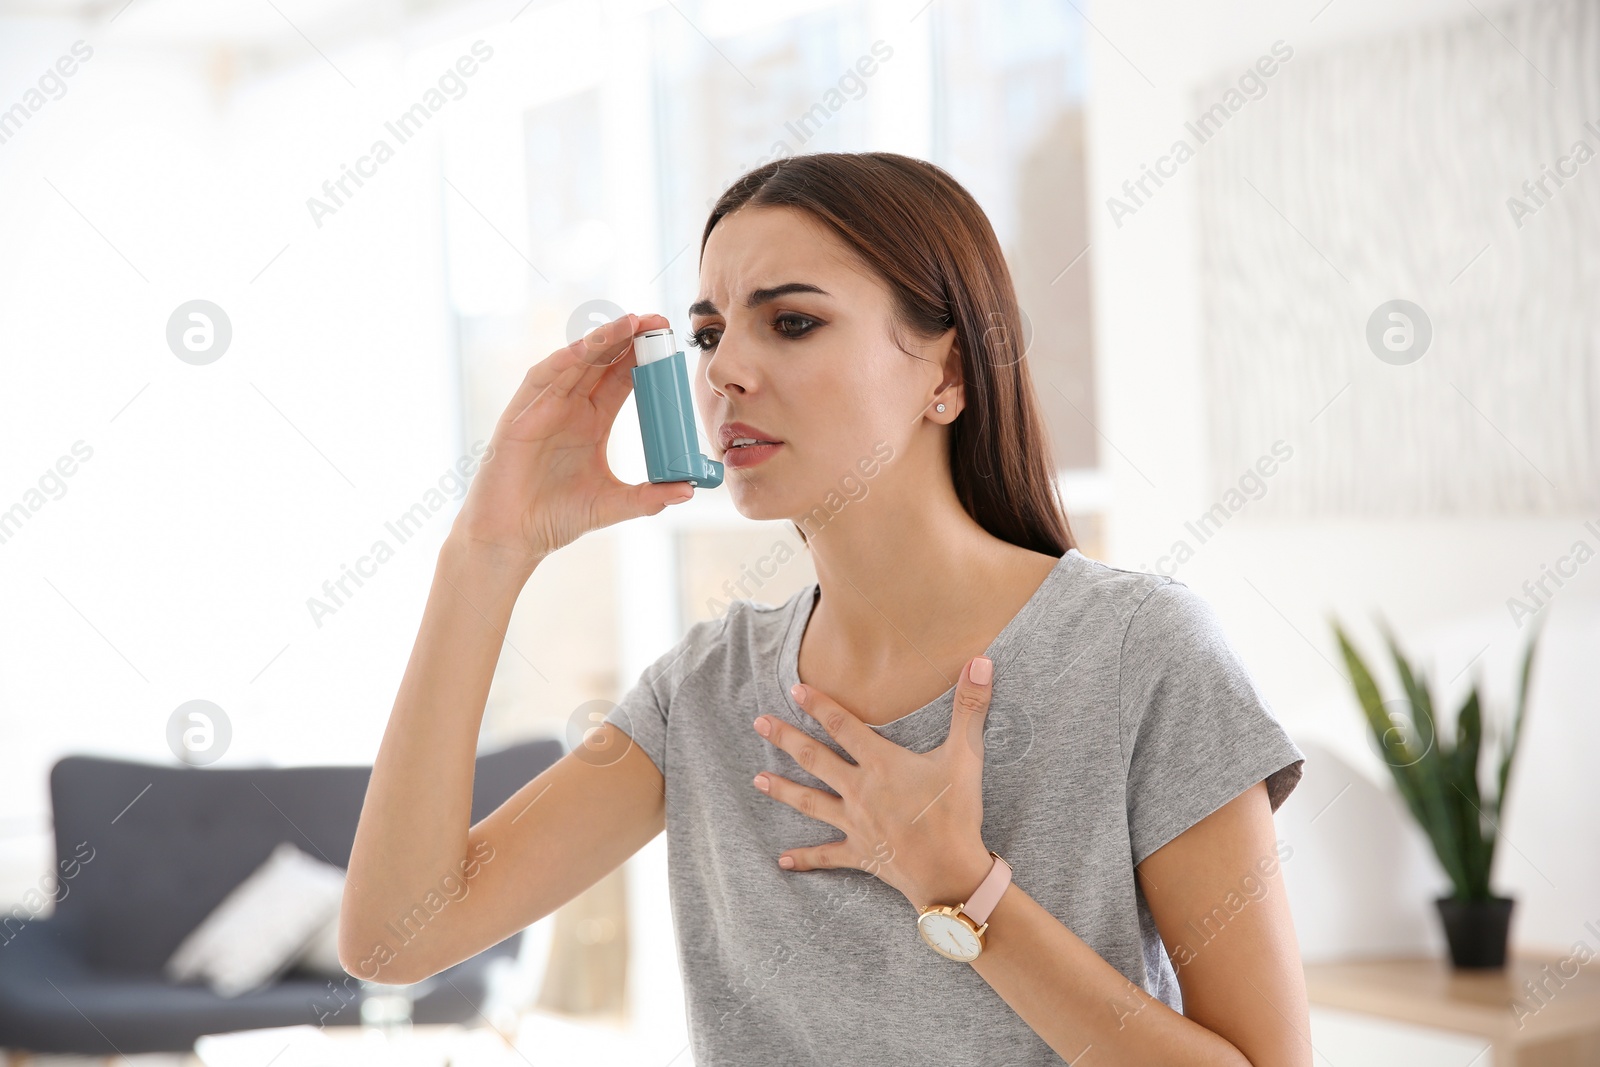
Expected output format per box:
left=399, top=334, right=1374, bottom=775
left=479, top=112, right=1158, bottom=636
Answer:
left=961, top=851, right=1012, bottom=926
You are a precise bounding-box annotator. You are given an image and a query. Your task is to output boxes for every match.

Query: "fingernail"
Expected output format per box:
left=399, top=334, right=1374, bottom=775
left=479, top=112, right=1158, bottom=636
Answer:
left=779, top=856, right=795, bottom=869
left=753, top=717, right=770, bottom=737
left=790, top=683, right=806, bottom=703
left=753, top=774, right=770, bottom=792
left=971, top=656, right=992, bottom=685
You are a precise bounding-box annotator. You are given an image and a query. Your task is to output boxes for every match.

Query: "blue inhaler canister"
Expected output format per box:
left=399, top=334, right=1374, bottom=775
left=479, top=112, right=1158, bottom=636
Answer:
left=631, top=327, right=724, bottom=489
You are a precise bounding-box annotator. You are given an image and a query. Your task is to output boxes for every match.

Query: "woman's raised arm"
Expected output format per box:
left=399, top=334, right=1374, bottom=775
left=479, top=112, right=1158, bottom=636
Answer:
left=338, top=313, right=691, bottom=983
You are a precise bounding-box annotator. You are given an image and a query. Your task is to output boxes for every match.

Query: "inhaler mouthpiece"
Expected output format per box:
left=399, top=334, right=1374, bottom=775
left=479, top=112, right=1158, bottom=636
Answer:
left=630, top=328, right=724, bottom=489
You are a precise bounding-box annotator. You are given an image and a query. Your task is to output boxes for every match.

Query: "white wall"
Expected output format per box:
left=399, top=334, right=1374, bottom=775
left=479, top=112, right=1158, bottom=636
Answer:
left=1081, top=0, right=1598, bottom=965
left=0, top=12, right=465, bottom=892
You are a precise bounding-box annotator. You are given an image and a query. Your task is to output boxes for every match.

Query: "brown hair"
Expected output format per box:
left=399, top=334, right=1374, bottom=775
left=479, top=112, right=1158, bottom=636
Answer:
left=699, top=151, right=1077, bottom=559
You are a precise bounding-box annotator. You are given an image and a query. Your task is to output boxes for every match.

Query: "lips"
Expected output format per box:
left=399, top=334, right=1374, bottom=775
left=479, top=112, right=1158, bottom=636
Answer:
left=717, top=420, right=781, bottom=452
left=720, top=440, right=780, bottom=469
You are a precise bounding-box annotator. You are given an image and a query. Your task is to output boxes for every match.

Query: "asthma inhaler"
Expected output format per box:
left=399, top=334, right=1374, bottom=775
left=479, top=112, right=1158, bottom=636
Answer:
left=631, top=327, right=724, bottom=489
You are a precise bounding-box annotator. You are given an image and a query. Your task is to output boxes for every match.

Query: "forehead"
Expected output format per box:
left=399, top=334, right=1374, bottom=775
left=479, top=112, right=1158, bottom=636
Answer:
left=695, top=205, right=873, bottom=310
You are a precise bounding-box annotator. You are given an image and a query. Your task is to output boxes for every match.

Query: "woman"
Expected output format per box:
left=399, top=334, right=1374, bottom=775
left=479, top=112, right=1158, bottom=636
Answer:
left=341, top=151, right=1310, bottom=1066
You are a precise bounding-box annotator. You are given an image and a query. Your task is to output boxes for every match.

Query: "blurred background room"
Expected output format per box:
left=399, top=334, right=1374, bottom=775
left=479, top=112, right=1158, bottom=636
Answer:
left=1, top=0, right=1597, bottom=1063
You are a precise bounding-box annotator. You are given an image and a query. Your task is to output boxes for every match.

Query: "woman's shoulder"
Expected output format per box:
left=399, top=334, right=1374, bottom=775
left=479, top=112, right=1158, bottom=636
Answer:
left=1061, top=547, right=1175, bottom=597
left=1004, top=550, right=1259, bottom=691
left=644, top=584, right=810, bottom=687
left=1044, top=549, right=1182, bottom=636
left=689, top=583, right=810, bottom=638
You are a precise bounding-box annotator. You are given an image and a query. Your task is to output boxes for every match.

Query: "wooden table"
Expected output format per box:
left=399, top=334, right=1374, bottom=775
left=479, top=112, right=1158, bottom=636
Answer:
left=1304, top=954, right=1600, bottom=1066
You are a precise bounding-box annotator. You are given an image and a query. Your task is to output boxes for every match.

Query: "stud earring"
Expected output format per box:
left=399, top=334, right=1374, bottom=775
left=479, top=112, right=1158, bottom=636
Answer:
left=935, top=403, right=946, bottom=413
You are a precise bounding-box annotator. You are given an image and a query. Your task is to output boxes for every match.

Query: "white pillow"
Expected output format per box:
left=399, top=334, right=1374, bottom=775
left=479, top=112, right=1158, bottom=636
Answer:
left=165, top=842, right=347, bottom=997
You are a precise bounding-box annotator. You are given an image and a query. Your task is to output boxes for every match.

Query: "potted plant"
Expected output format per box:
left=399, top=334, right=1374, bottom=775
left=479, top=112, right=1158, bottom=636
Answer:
left=1329, top=615, right=1542, bottom=969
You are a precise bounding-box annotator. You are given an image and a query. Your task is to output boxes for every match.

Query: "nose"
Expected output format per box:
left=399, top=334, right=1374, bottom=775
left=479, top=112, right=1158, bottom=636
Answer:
left=702, top=333, right=753, bottom=399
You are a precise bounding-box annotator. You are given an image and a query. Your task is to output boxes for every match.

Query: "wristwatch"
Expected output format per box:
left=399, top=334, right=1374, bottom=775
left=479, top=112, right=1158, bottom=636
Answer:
left=915, top=850, right=1012, bottom=962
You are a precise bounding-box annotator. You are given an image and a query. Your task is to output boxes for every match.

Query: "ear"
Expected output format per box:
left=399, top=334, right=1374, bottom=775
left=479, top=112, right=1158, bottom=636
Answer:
left=931, top=332, right=964, bottom=420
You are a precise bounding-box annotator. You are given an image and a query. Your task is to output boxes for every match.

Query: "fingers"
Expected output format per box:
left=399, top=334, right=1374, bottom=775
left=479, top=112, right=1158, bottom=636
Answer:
left=582, top=473, right=694, bottom=537
left=771, top=838, right=852, bottom=873
left=948, top=656, right=994, bottom=765
left=540, top=314, right=640, bottom=409
left=751, top=771, right=848, bottom=833
left=589, top=311, right=679, bottom=422
left=753, top=710, right=858, bottom=794
left=788, top=684, right=882, bottom=771
left=499, top=313, right=668, bottom=428
left=566, top=312, right=671, bottom=400
left=589, top=339, right=640, bottom=423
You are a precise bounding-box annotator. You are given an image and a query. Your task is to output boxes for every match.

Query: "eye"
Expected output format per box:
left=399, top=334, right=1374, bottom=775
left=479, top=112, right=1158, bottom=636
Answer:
left=772, top=312, right=818, bottom=338
left=685, top=313, right=819, bottom=352
left=686, top=325, right=720, bottom=351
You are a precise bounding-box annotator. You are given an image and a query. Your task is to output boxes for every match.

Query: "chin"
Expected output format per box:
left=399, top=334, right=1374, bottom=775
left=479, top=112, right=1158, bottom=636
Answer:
left=723, top=480, right=803, bottom=525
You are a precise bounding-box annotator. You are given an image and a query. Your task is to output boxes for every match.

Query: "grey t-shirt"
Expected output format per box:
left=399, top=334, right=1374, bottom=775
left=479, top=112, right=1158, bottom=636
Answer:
left=602, top=547, right=1305, bottom=1066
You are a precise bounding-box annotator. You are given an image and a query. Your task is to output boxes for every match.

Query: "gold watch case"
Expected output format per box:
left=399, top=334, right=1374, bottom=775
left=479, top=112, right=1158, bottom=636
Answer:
left=916, top=902, right=988, bottom=962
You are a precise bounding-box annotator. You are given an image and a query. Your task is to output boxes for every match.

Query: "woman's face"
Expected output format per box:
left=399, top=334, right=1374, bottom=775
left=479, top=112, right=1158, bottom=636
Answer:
left=689, top=205, right=955, bottom=525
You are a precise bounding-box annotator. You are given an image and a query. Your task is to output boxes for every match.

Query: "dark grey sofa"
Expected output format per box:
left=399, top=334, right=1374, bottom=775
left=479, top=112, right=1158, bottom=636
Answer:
left=0, top=738, right=562, bottom=1055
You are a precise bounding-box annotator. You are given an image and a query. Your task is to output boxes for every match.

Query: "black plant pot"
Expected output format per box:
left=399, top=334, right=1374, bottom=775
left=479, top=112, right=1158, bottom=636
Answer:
left=1434, top=895, right=1515, bottom=969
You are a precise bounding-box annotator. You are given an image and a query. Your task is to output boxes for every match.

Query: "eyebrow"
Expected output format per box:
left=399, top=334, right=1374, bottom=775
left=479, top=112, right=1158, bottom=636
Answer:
left=688, top=282, right=830, bottom=318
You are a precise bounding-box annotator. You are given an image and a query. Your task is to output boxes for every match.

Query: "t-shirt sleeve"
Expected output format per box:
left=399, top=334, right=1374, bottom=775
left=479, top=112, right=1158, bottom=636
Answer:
left=1119, top=579, right=1305, bottom=867
left=600, top=616, right=720, bottom=781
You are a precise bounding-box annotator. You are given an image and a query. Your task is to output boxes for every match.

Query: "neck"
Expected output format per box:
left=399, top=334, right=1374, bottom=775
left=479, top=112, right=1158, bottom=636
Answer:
left=798, top=473, right=1044, bottom=676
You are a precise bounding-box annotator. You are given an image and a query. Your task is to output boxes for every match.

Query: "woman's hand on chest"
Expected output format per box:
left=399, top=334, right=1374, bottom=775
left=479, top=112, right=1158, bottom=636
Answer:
left=749, top=656, right=998, bottom=911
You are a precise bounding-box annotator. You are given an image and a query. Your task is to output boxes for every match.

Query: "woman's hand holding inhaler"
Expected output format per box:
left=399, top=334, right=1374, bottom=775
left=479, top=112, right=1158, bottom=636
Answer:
left=450, top=312, right=696, bottom=574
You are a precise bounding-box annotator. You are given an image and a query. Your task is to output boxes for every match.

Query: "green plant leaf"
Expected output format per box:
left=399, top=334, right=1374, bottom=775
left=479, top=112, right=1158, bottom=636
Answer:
left=1330, top=618, right=1448, bottom=878
left=1451, top=686, right=1490, bottom=900
left=1497, top=619, right=1541, bottom=828
left=1375, top=616, right=1470, bottom=897
left=1331, top=613, right=1539, bottom=906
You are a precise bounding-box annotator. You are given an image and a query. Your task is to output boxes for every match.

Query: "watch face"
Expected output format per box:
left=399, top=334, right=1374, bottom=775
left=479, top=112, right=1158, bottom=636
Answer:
left=917, top=910, right=981, bottom=962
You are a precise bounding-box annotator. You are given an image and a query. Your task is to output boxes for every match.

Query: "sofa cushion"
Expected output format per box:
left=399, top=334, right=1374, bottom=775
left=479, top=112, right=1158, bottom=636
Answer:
left=48, top=758, right=371, bottom=974
left=165, top=842, right=347, bottom=997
